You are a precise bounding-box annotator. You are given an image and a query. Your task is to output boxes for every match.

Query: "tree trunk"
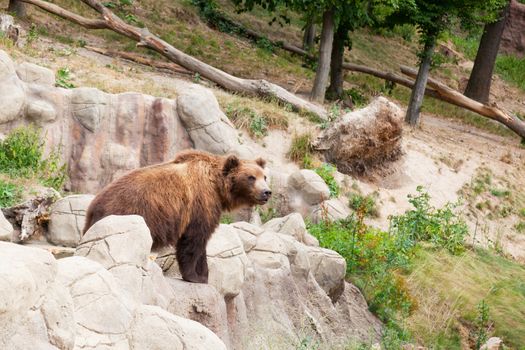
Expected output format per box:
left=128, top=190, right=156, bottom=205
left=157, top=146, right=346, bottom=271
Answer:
left=310, top=8, right=335, bottom=103
left=302, top=21, right=316, bottom=51
left=464, top=2, right=510, bottom=104
left=405, top=38, right=436, bottom=125
left=326, top=24, right=347, bottom=99
left=8, top=0, right=27, bottom=17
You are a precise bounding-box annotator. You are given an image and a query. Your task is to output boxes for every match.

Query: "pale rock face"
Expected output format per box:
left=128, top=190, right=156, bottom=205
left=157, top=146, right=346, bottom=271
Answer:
left=311, top=198, right=351, bottom=224
left=16, top=62, right=55, bottom=86
left=206, top=224, right=249, bottom=298
left=47, top=194, right=95, bottom=247
left=56, top=256, right=135, bottom=350
left=76, top=215, right=152, bottom=269
left=305, top=245, right=347, bottom=302
left=130, top=305, right=227, bottom=350
left=176, top=84, right=239, bottom=155
left=0, top=242, right=57, bottom=318
left=0, top=210, right=13, bottom=241
left=288, top=169, right=331, bottom=206
left=262, top=212, right=307, bottom=243
left=248, top=231, right=290, bottom=270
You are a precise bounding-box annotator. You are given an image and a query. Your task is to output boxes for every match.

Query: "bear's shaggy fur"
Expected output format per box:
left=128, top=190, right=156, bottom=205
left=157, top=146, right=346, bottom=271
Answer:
left=83, top=149, right=271, bottom=283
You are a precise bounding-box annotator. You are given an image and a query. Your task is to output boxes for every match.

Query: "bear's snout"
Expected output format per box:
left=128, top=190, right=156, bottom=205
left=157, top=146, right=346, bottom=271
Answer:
left=259, top=189, right=272, bottom=203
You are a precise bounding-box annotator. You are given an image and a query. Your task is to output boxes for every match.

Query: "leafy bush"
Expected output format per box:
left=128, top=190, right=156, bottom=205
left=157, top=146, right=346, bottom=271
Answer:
left=308, top=187, right=469, bottom=343
left=313, top=163, right=340, bottom=198
left=349, top=193, right=379, bottom=218
left=0, top=179, right=23, bottom=207
left=308, top=215, right=415, bottom=326
left=0, top=126, right=67, bottom=191
left=389, top=186, right=468, bottom=255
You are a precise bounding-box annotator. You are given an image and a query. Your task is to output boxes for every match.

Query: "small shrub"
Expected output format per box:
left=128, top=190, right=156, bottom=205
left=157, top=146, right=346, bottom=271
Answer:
left=490, top=188, right=510, bottom=198
left=55, top=67, right=75, bottom=89
left=515, top=222, right=525, bottom=233
left=313, top=163, right=340, bottom=198
left=220, top=213, right=234, bottom=224
left=473, top=300, right=491, bottom=350
left=0, top=179, right=23, bottom=207
left=349, top=193, right=379, bottom=218
left=519, top=208, right=525, bottom=218
left=389, top=186, right=468, bottom=255
left=225, top=105, right=267, bottom=138
left=256, top=37, right=274, bottom=53
left=287, top=133, right=313, bottom=169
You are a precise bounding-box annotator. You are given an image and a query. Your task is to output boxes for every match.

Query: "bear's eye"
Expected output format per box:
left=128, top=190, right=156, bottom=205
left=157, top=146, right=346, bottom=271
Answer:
left=248, top=175, right=256, bottom=182
left=264, top=175, right=267, bottom=181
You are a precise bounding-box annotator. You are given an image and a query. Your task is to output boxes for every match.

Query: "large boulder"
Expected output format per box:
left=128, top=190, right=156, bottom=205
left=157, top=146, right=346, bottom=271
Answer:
left=47, top=194, right=94, bottom=247
left=310, top=198, right=351, bottom=224
left=288, top=169, right=331, bottom=206
left=305, top=245, right=347, bottom=302
left=313, top=96, right=404, bottom=176
left=206, top=224, right=249, bottom=298
left=76, top=215, right=172, bottom=307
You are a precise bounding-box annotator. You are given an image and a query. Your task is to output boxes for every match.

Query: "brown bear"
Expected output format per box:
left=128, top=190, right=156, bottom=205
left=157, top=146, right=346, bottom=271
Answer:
left=83, top=149, right=271, bottom=283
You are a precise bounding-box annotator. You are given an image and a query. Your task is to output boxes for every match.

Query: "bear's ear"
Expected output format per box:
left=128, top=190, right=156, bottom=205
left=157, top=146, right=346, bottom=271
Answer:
left=223, top=155, right=240, bottom=175
left=255, top=158, right=266, bottom=168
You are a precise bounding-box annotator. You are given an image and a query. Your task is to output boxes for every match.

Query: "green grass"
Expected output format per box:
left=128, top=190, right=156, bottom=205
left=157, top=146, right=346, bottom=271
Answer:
left=407, top=248, right=525, bottom=349
left=287, top=133, right=314, bottom=168
left=495, top=55, right=525, bottom=92
left=0, top=179, right=23, bottom=208
left=0, top=125, right=67, bottom=193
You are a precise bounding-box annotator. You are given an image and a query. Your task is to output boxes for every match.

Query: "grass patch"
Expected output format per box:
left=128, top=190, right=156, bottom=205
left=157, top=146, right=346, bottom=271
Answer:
left=287, top=133, right=313, bottom=168
left=495, top=55, right=525, bottom=92
left=0, top=179, right=23, bottom=208
left=407, top=248, right=525, bottom=349
left=224, top=99, right=289, bottom=138
left=0, top=125, right=67, bottom=195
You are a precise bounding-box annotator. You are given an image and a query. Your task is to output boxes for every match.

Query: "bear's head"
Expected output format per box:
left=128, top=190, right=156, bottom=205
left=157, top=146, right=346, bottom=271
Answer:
left=222, top=155, right=271, bottom=208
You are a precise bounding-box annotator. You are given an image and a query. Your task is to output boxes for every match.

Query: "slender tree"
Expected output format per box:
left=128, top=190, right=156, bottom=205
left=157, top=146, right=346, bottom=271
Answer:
left=464, top=2, right=511, bottom=104
left=310, top=8, right=335, bottom=102
left=326, top=1, right=371, bottom=100
left=302, top=20, right=316, bottom=51
left=388, top=0, right=507, bottom=125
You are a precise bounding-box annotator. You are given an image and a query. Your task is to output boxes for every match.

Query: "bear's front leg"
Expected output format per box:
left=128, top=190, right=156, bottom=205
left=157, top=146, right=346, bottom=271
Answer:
left=196, top=251, right=209, bottom=283
left=176, top=234, right=208, bottom=283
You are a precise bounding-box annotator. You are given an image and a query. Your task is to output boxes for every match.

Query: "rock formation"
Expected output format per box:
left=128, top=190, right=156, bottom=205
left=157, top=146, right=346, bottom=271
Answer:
left=0, top=213, right=382, bottom=350
left=0, top=49, right=250, bottom=193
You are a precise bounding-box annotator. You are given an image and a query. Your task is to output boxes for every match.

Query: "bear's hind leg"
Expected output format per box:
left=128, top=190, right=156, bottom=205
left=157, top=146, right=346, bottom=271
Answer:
left=176, top=234, right=208, bottom=283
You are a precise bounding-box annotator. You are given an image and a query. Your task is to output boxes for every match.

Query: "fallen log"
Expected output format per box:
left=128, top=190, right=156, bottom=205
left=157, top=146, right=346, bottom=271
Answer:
left=85, top=46, right=192, bottom=75
left=401, top=66, right=525, bottom=139
left=19, top=0, right=327, bottom=120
